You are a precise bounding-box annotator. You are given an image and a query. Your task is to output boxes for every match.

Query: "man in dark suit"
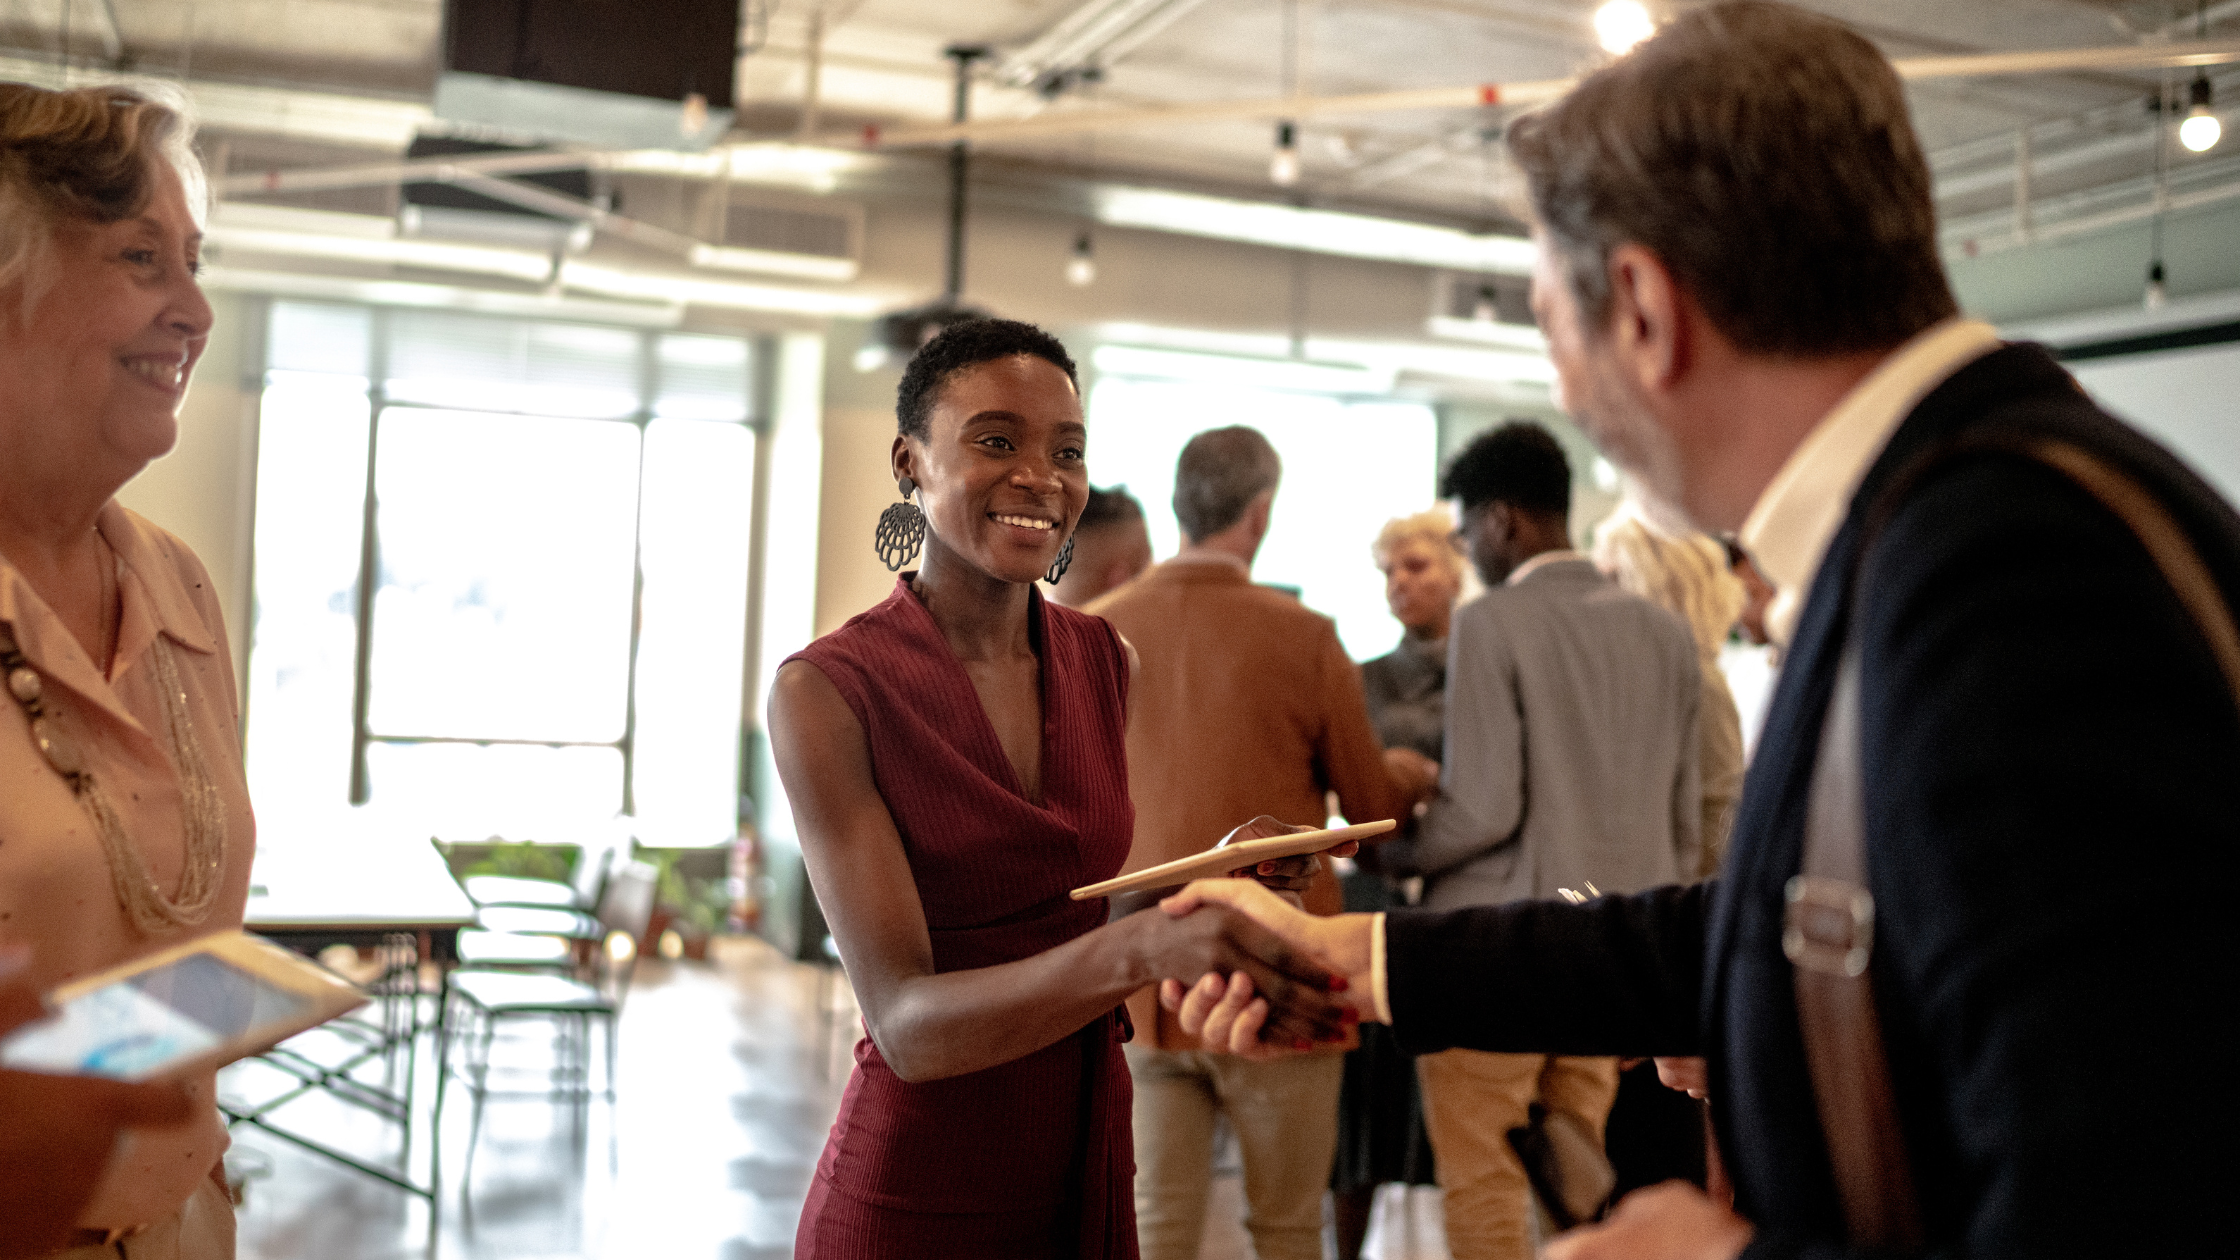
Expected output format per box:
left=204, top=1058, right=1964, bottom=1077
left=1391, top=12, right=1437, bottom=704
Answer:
left=1156, top=4, right=2238, bottom=1259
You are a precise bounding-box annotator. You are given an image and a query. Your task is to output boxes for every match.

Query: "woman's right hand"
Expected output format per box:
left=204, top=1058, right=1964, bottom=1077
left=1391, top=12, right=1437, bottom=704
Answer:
left=1128, top=900, right=1353, bottom=1052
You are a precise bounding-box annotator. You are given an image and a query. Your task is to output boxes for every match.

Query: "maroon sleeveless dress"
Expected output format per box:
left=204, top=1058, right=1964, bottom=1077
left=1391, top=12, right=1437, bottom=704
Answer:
left=786, top=576, right=1138, bottom=1260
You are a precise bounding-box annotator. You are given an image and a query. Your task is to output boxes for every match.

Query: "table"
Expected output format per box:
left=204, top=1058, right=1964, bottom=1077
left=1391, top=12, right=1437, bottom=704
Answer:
left=247, top=837, right=477, bottom=960
left=233, top=838, right=476, bottom=1206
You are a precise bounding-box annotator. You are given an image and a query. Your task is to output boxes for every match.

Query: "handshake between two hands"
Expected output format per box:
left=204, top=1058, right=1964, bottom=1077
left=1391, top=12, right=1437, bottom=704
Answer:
left=1152, top=820, right=1754, bottom=1260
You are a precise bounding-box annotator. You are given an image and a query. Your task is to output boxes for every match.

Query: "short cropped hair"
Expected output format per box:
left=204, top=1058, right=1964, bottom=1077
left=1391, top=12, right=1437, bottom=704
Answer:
left=1372, top=510, right=1464, bottom=579
left=1078, top=485, right=1144, bottom=532
left=0, top=81, right=204, bottom=304
left=1507, top=0, right=1956, bottom=356
left=895, top=318, right=1079, bottom=440
left=1440, top=423, right=1570, bottom=517
left=1173, top=426, right=1281, bottom=542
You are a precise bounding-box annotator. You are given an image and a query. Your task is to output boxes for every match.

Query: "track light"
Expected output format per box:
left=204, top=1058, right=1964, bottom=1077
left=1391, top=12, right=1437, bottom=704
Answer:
left=1593, top=1, right=1655, bottom=56
left=1067, top=231, right=1097, bottom=286
left=1270, top=121, right=1302, bottom=187
left=2180, top=75, right=2220, bottom=153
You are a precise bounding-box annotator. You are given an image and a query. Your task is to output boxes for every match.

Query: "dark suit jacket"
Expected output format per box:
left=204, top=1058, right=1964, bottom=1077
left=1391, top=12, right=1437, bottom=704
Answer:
left=1383, top=343, right=2240, bottom=1259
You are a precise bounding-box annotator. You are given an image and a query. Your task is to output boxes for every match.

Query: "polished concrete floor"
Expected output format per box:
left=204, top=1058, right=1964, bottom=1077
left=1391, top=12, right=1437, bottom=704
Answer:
left=221, top=936, right=1452, bottom=1260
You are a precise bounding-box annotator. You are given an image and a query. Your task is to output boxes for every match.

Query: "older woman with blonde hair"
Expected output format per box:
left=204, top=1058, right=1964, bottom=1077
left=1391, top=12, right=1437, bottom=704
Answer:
left=1329, top=508, right=1462, bottom=1260
left=0, top=81, right=249, bottom=1258
left=1590, top=494, right=1746, bottom=875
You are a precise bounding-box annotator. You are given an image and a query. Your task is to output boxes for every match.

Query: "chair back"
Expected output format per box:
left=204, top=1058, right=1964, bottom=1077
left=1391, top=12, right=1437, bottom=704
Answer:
left=572, top=814, right=640, bottom=906
left=593, top=859, right=660, bottom=999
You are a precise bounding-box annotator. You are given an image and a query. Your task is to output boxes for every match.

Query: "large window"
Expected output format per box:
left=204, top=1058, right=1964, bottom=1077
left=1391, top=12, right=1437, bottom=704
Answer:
left=245, top=302, right=759, bottom=846
left=1086, top=376, right=1439, bottom=660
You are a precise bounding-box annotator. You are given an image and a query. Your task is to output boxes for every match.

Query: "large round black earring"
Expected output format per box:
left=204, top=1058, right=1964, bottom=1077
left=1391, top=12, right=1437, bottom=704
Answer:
left=875, top=477, right=926, bottom=572
left=1044, top=535, right=1075, bottom=584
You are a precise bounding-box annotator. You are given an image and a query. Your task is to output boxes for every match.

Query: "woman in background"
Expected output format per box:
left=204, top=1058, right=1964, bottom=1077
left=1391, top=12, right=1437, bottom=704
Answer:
left=1588, top=493, right=1748, bottom=1202
left=768, top=319, right=1346, bottom=1259
left=1329, top=510, right=1462, bottom=1260
left=1591, top=496, right=1747, bottom=873
left=0, top=82, right=251, bottom=1258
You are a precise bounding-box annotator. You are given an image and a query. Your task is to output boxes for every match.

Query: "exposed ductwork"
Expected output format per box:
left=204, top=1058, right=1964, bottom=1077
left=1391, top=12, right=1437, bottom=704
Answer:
left=994, top=0, right=1216, bottom=98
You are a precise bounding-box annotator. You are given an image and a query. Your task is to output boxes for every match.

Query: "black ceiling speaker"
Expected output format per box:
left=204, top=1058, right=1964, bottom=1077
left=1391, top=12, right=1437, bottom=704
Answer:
left=437, top=0, right=743, bottom=150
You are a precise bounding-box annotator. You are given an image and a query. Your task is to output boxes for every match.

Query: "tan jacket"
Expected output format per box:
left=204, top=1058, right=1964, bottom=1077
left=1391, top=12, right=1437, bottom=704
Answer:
left=1088, top=556, right=1404, bottom=1050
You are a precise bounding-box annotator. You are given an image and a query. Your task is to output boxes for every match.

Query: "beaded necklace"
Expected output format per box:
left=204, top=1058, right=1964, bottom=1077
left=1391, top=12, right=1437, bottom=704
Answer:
left=0, top=547, right=228, bottom=935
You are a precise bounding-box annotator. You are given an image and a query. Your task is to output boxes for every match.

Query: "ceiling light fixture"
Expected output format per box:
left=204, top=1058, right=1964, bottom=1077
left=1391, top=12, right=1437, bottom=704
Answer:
left=1067, top=232, right=1098, bottom=286
left=1270, top=121, right=1302, bottom=187
left=1593, top=1, right=1656, bottom=56
left=1094, top=185, right=1536, bottom=273
left=2180, top=74, right=2221, bottom=152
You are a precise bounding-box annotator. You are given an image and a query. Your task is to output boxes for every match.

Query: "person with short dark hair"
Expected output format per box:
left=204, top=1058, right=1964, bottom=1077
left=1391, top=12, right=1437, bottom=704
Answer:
left=1161, top=5, right=2238, bottom=1260
left=770, top=321, right=1350, bottom=1259
left=1087, top=425, right=1437, bottom=1260
left=1047, top=485, right=1151, bottom=608
left=1390, top=422, right=1700, bottom=1260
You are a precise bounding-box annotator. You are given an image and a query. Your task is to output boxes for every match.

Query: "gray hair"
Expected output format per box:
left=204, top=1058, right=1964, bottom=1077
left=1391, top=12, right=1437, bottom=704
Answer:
left=0, top=80, right=205, bottom=309
left=1173, top=426, right=1281, bottom=542
left=1506, top=0, right=1956, bottom=356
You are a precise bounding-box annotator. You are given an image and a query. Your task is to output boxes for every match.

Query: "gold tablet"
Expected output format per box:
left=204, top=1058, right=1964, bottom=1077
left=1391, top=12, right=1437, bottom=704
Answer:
left=0, top=931, right=369, bottom=1082
left=1070, top=819, right=1397, bottom=901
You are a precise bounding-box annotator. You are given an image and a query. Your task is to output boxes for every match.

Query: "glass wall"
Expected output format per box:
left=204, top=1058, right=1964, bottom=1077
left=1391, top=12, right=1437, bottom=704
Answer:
left=245, top=301, right=759, bottom=847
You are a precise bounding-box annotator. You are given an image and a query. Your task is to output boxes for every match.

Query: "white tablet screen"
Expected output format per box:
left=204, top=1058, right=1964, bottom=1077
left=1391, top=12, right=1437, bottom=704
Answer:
left=0, top=952, right=314, bottom=1080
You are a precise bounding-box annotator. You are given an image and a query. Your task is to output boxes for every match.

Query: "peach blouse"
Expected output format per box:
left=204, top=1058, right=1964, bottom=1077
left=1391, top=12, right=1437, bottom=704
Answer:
left=0, top=501, right=256, bottom=1230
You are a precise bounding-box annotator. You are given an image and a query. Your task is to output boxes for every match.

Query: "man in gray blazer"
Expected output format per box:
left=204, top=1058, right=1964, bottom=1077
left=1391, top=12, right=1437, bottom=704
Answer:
left=1399, top=422, right=1700, bottom=1260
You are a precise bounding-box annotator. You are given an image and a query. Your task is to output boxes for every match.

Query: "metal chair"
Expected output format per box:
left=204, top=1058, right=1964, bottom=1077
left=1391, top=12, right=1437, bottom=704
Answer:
left=439, top=859, right=658, bottom=1180
left=458, top=817, right=630, bottom=910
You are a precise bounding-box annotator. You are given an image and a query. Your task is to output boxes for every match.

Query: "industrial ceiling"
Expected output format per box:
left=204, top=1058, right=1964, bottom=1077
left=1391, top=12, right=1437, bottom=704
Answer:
left=3, top=1, right=2234, bottom=267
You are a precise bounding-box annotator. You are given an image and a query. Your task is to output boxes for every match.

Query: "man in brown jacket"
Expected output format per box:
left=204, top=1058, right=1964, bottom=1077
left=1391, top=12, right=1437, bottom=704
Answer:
left=1089, top=425, right=1437, bottom=1260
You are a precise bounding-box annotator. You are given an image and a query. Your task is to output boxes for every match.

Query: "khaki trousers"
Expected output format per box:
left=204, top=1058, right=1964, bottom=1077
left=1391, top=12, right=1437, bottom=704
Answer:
left=1125, top=1043, right=1344, bottom=1260
left=45, top=1176, right=234, bottom=1260
left=1416, top=1050, right=1619, bottom=1260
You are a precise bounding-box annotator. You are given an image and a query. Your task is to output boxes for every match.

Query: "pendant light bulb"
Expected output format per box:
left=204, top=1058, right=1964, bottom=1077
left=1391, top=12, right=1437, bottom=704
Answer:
left=1593, top=1, right=1656, bottom=55
left=2186, top=74, right=2222, bottom=152
left=2145, top=260, right=2168, bottom=310
left=1270, top=121, right=1302, bottom=188
left=1066, top=232, right=1097, bottom=287
left=2182, top=108, right=2222, bottom=152
left=2180, top=76, right=2220, bottom=152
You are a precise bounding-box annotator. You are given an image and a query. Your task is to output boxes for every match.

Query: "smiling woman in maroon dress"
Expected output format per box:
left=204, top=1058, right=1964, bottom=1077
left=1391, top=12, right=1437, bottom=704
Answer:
left=768, top=320, right=1347, bottom=1258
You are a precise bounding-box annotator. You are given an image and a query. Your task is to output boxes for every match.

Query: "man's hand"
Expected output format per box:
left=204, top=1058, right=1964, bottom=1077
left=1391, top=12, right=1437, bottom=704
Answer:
left=1383, top=747, right=1441, bottom=803
left=1542, top=1182, right=1752, bottom=1260
left=1655, top=1056, right=1708, bottom=1098
left=1156, top=879, right=1378, bottom=1055
left=1129, top=899, right=1353, bottom=1051
left=0, top=950, right=196, bottom=1259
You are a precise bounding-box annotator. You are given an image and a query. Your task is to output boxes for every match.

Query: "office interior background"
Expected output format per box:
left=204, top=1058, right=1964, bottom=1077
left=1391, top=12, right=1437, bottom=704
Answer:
left=8, top=0, right=2236, bottom=1256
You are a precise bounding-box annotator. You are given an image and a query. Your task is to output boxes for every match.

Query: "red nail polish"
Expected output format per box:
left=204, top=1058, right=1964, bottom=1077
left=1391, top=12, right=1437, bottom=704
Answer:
left=1327, top=975, right=1348, bottom=992
left=1293, top=1038, right=1312, bottom=1051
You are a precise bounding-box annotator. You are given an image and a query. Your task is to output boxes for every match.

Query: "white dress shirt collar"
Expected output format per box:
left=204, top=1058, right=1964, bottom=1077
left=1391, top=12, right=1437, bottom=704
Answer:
left=1738, top=318, right=2003, bottom=647
left=1506, top=548, right=1585, bottom=586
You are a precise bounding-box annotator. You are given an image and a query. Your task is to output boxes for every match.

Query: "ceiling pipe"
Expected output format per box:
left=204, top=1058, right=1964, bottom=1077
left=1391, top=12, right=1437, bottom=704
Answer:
left=852, top=39, right=2240, bottom=149
left=996, top=0, right=1214, bottom=96
left=944, top=44, right=990, bottom=304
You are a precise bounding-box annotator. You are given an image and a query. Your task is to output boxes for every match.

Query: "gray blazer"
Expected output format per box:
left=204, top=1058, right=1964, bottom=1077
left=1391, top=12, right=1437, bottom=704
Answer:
left=1402, top=557, right=1701, bottom=911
